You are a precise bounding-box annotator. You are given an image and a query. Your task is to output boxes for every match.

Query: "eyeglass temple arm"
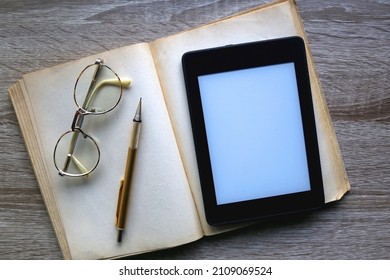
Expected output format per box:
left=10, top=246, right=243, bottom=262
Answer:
left=61, top=153, right=89, bottom=176
left=81, top=60, right=103, bottom=110
left=82, top=78, right=131, bottom=112
left=81, top=59, right=131, bottom=112
left=61, top=125, right=89, bottom=175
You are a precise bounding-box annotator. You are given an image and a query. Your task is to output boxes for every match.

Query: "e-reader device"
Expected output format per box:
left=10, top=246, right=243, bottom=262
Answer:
left=182, top=36, right=324, bottom=225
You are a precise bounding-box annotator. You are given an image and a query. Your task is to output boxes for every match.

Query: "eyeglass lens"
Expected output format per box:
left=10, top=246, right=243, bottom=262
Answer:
left=75, top=64, right=122, bottom=114
left=54, top=130, right=100, bottom=176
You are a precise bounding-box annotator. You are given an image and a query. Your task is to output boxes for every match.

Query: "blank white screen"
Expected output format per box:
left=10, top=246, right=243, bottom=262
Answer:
left=198, top=63, right=311, bottom=205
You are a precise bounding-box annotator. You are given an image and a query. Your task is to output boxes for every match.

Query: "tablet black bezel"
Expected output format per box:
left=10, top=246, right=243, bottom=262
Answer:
left=182, top=36, right=324, bottom=225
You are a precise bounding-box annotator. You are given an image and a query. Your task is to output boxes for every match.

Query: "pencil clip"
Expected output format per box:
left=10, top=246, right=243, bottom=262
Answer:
left=115, top=179, right=124, bottom=226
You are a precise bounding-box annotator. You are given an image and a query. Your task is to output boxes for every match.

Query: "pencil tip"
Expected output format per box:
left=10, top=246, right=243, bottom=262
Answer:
left=133, top=97, right=142, bottom=122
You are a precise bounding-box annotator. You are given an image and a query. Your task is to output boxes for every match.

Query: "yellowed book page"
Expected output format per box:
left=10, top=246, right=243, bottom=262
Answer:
left=20, top=43, right=203, bottom=259
left=10, top=82, right=72, bottom=259
left=288, top=4, right=351, bottom=201
left=150, top=0, right=349, bottom=235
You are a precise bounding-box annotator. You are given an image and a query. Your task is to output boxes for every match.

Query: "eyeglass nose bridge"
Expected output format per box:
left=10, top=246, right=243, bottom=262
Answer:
left=71, top=108, right=87, bottom=132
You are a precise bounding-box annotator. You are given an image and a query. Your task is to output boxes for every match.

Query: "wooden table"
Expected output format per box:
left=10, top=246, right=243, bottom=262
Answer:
left=0, top=0, right=389, bottom=260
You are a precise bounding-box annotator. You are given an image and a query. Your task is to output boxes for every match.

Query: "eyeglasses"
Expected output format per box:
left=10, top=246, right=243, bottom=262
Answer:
left=53, top=58, right=131, bottom=177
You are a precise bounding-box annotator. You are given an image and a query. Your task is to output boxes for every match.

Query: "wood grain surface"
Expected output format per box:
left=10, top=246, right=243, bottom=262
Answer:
left=0, top=0, right=389, bottom=260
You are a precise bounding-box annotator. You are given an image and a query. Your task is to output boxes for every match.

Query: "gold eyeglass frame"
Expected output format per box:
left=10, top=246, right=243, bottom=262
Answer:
left=53, top=58, right=131, bottom=177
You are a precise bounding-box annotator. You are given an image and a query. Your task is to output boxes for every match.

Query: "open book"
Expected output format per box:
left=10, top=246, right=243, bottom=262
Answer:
left=9, top=0, right=350, bottom=259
